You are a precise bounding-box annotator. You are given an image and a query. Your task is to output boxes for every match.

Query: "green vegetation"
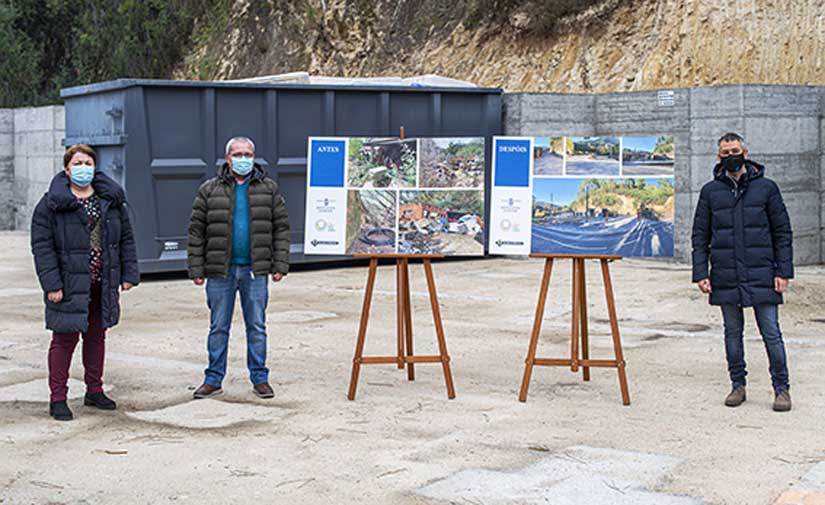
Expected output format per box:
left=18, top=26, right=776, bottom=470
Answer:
left=401, top=190, right=484, bottom=216
left=0, top=0, right=229, bottom=107
left=348, top=139, right=417, bottom=188
left=569, top=178, right=674, bottom=213
left=348, top=137, right=365, bottom=160
left=0, top=2, right=40, bottom=107
left=652, top=135, right=675, bottom=158
left=571, top=137, right=619, bottom=158
left=444, top=140, right=484, bottom=159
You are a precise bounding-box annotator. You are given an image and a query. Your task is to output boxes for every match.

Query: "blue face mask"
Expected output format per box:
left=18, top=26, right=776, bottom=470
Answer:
left=231, top=156, right=254, bottom=176
left=69, top=165, right=95, bottom=187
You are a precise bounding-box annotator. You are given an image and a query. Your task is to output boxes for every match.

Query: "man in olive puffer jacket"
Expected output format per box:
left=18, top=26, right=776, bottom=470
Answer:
left=187, top=136, right=290, bottom=399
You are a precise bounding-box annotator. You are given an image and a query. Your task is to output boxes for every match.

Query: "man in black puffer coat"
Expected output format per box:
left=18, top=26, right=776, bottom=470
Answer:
left=692, top=132, right=793, bottom=412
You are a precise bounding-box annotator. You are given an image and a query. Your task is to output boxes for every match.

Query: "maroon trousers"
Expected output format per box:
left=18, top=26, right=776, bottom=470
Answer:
left=48, top=282, right=106, bottom=402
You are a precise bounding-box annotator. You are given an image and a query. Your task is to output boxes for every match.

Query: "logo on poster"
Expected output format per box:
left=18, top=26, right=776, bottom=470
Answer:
left=317, top=145, right=340, bottom=153
left=315, top=197, right=335, bottom=213
left=499, top=219, right=520, bottom=232
left=315, top=219, right=335, bottom=232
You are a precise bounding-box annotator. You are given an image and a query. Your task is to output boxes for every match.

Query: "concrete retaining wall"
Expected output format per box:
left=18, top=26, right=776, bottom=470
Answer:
left=0, top=106, right=65, bottom=231
left=0, top=109, right=15, bottom=229
left=503, top=85, right=824, bottom=265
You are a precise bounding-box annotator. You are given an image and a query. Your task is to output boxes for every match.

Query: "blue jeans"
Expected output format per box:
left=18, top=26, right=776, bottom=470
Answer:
left=721, top=304, right=789, bottom=394
left=204, top=265, right=269, bottom=386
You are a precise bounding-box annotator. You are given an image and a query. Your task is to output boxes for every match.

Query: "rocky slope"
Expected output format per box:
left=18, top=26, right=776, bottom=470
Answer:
left=177, top=0, right=825, bottom=91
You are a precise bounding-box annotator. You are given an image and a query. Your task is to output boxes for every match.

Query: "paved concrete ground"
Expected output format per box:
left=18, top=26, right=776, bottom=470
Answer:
left=1, top=230, right=824, bottom=505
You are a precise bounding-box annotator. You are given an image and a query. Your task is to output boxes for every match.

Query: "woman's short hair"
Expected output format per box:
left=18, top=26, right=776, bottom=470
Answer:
left=63, top=144, right=97, bottom=168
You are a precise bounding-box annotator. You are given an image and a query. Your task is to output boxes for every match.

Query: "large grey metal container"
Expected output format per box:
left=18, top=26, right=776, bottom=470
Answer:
left=60, top=79, right=502, bottom=273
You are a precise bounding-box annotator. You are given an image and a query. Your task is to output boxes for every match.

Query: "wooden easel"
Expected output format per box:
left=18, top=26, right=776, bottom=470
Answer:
left=347, top=254, right=456, bottom=400
left=518, top=254, right=630, bottom=405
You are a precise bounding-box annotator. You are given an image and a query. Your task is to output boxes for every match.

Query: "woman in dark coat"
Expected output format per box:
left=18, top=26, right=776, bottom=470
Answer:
left=31, top=144, right=139, bottom=421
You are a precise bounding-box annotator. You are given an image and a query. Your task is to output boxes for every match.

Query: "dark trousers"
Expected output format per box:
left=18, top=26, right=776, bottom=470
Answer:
left=721, top=304, right=789, bottom=394
left=48, top=282, right=106, bottom=402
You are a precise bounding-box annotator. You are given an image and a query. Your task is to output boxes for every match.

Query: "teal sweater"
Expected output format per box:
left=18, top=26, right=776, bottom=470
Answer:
left=231, top=179, right=251, bottom=265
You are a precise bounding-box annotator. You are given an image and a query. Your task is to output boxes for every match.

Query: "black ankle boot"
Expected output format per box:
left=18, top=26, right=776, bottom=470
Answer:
left=84, top=392, right=117, bottom=410
left=49, top=401, right=73, bottom=421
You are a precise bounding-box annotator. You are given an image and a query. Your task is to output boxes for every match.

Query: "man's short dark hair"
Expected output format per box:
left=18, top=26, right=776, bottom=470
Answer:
left=718, top=132, right=746, bottom=147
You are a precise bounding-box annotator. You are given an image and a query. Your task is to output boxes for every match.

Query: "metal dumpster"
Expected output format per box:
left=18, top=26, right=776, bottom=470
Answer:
left=60, top=79, right=502, bottom=273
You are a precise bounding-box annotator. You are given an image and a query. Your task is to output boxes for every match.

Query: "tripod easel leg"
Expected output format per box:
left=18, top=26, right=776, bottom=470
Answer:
left=579, top=259, right=590, bottom=381
left=600, top=259, right=630, bottom=406
left=570, top=259, right=580, bottom=373
left=348, top=258, right=379, bottom=401
left=396, top=259, right=405, bottom=369
left=402, top=259, right=415, bottom=381
left=519, top=258, right=554, bottom=402
left=423, top=259, right=455, bottom=399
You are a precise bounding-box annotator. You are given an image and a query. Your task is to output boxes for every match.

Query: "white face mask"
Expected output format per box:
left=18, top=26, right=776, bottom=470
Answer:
left=232, top=156, right=254, bottom=176
left=70, top=164, right=95, bottom=187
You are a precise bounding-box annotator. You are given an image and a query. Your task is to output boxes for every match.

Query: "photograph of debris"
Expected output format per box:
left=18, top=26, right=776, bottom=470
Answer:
left=419, top=137, right=485, bottom=188
left=345, top=189, right=397, bottom=255
left=565, top=137, right=621, bottom=176
left=622, top=136, right=675, bottom=176
left=398, top=190, right=484, bottom=255
left=531, top=177, right=674, bottom=256
left=347, top=137, right=418, bottom=188
left=533, top=136, right=568, bottom=175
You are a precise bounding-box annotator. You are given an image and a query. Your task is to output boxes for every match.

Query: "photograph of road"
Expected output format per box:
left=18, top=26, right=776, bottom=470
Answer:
left=565, top=137, right=620, bottom=176
left=419, top=137, right=485, bottom=188
left=398, top=190, right=484, bottom=255
left=622, top=136, right=675, bottom=176
left=347, top=137, right=418, bottom=188
left=533, top=137, right=567, bottom=175
left=531, top=177, right=674, bottom=257
left=345, top=190, right=397, bottom=254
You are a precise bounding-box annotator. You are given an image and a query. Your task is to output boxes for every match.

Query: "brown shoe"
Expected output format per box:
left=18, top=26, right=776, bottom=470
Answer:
left=193, top=383, right=223, bottom=399
left=724, top=386, right=746, bottom=407
left=253, top=382, right=274, bottom=399
left=773, top=391, right=792, bottom=412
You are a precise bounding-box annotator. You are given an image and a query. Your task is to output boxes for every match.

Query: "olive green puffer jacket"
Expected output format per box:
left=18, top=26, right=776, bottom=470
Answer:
left=187, top=163, right=290, bottom=278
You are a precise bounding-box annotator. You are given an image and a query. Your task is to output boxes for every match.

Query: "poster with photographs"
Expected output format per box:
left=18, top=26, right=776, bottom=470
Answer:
left=305, top=136, right=485, bottom=256
left=491, top=135, right=675, bottom=257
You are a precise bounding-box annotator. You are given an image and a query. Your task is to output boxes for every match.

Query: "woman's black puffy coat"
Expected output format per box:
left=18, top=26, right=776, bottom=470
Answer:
left=691, top=160, right=793, bottom=306
left=31, top=171, right=139, bottom=332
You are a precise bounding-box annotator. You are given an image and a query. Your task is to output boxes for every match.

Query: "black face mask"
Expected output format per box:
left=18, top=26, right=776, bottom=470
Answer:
left=721, top=153, right=745, bottom=173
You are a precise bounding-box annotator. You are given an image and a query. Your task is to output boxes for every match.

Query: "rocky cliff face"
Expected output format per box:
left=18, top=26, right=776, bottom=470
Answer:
left=178, top=0, right=825, bottom=91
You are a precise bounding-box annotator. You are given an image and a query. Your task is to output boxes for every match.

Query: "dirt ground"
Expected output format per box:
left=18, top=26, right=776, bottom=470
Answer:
left=1, top=230, right=824, bottom=505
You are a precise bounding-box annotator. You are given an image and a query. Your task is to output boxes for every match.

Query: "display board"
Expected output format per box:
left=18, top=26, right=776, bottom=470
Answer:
left=304, top=137, right=486, bottom=256
left=490, top=136, right=675, bottom=257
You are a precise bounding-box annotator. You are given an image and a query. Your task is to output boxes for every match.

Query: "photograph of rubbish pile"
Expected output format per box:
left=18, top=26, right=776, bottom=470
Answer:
left=398, top=190, right=485, bottom=256
left=419, top=137, right=485, bottom=188
left=347, top=137, right=418, bottom=188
